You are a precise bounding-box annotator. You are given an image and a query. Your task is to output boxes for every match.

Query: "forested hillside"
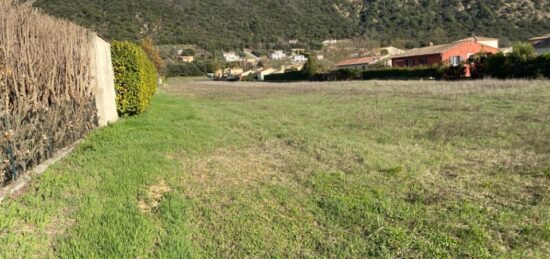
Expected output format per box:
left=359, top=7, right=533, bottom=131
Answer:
left=32, top=0, right=360, bottom=50
left=361, top=0, right=550, bottom=48
left=33, top=0, right=550, bottom=49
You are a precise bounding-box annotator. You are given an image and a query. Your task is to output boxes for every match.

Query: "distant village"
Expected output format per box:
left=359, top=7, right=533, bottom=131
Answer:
left=166, top=33, right=550, bottom=81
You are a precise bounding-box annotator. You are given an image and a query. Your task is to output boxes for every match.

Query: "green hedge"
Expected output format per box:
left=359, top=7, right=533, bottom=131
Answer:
left=264, top=66, right=455, bottom=82
left=470, top=52, right=550, bottom=79
left=264, top=71, right=307, bottom=81
left=166, top=63, right=206, bottom=77
left=362, top=66, right=446, bottom=80
left=535, top=53, right=550, bottom=78
left=111, top=41, right=158, bottom=116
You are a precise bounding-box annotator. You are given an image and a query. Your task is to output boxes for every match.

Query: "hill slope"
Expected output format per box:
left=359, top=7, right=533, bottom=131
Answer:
left=33, top=0, right=360, bottom=50
left=360, top=0, right=550, bottom=48
left=33, top=0, right=550, bottom=49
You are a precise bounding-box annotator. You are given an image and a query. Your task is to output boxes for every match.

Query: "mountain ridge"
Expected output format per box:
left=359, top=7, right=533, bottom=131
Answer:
left=33, top=0, right=550, bottom=49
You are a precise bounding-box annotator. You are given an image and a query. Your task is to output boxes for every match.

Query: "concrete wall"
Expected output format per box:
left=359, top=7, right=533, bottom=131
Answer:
left=89, top=34, right=118, bottom=127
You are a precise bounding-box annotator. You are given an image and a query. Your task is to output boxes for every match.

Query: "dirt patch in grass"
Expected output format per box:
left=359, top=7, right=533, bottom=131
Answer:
left=180, top=141, right=296, bottom=200
left=138, top=180, right=172, bottom=213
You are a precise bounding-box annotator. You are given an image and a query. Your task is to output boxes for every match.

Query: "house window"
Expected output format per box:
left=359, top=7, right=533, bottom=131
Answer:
left=450, top=56, right=461, bottom=66
left=405, top=59, right=415, bottom=67
left=362, top=65, right=367, bottom=70
left=419, top=57, right=428, bottom=65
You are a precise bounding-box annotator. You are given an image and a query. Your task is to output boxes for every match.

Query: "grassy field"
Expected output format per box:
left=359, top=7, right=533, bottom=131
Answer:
left=1, top=79, right=549, bottom=258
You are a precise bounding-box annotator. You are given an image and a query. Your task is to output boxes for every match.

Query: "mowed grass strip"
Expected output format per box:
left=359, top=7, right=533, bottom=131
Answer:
left=0, top=79, right=549, bottom=258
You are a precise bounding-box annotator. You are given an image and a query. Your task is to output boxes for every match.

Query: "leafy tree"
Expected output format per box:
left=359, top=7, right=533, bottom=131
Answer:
left=141, top=38, right=166, bottom=75
left=32, top=0, right=550, bottom=50
left=510, top=43, right=536, bottom=62
left=181, top=48, right=195, bottom=56
left=302, top=55, right=321, bottom=79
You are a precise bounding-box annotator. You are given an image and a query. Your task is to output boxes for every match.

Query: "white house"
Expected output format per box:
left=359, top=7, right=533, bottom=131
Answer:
left=223, top=52, right=242, bottom=62
left=288, top=39, right=299, bottom=44
left=322, top=39, right=338, bottom=46
left=269, top=50, right=286, bottom=60
left=291, top=54, right=308, bottom=63
left=256, top=68, right=277, bottom=80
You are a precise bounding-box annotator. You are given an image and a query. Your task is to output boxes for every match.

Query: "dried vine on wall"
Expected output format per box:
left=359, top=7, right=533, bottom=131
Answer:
left=0, top=1, right=97, bottom=185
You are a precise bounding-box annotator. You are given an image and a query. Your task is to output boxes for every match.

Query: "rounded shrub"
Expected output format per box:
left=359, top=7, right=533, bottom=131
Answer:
left=111, top=41, right=158, bottom=116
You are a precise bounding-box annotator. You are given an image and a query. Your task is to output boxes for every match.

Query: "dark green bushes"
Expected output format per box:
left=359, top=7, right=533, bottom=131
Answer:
left=166, top=63, right=206, bottom=77
left=265, top=66, right=452, bottom=82
left=470, top=46, right=550, bottom=79
left=362, top=66, right=446, bottom=80
left=534, top=53, right=550, bottom=78
left=264, top=71, right=307, bottom=82
left=319, top=69, right=362, bottom=81
left=443, top=65, right=466, bottom=80
left=111, top=41, right=158, bottom=116
left=265, top=51, right=550, bottom=82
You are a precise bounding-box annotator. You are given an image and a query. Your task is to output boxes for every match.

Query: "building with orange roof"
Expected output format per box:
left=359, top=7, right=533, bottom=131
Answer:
left=335, top=56, right=385, bottom=70
left=391, top=39, right=500, bottom=68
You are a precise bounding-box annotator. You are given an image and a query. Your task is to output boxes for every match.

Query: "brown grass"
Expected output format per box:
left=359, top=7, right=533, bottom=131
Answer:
left=138, top=180, right=172, bottom=213
left=164, top=79, right=547, bottom=100
left=180, top=141, right=295, bottom=200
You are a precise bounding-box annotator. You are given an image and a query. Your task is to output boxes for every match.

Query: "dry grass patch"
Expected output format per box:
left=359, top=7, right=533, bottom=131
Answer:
left=138, top=180, right=172, bottom=213
left=164, top=79, right=547, bottom=101
left=180, top=141, right=295, bottom=199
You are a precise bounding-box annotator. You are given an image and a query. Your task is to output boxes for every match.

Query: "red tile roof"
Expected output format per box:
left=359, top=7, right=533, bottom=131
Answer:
left=529, top=34, right=550, bottom=41
left=534, top=38, right=550, bottom=48
left=392, top=37, right=500, bottom=59
left=336, top=56, right=382, bottom=67
left=391, top=42, right=465, bottom=59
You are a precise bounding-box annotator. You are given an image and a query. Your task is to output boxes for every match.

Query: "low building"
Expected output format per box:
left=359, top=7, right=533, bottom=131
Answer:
left=391, top=40, right=500, bottom=68
left=179, top=56, right=194, bottom=63
left=215, top=67, right=244, bottom=77
left=223, top=51, right=242, bottom=62
left=243, top=50, right=261, bottom=65
left=256, top=68, right=277, bottom=80
left=227, top=67, right=243, bottom=76
left=269, top=50, right=286, bottom=60
left=529, top=34, right=550, bottom=55
left=291, top=54, right=308, bottom=63
left=239, top=70, right=256, bottom=80
left=335, top=56, right=384, bottom=70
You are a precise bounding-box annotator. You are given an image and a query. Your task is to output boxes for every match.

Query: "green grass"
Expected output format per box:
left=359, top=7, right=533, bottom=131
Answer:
left=1, top=79, right=549, bottom=258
